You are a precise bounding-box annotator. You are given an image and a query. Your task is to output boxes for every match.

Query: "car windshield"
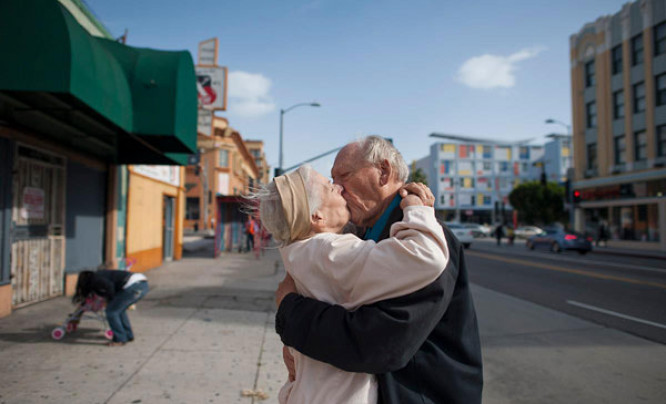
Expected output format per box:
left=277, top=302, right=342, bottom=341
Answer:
left=446, top=223, right=463, bottom=229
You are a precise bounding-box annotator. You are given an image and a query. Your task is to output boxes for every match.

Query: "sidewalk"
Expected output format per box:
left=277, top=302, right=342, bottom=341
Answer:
left=0, top=240, right=664, bottom=403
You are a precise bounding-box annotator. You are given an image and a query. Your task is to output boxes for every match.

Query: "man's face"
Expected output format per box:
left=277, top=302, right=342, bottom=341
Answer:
left=331, top=145, right=384, bottom=227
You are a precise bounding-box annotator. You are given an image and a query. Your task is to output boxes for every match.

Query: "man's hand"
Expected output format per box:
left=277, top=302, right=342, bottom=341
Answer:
left=399, top=182, right=434, bottom=208
left=283, top=345, right=296, bottom=382
left=276, top=273, right=297, bottom=307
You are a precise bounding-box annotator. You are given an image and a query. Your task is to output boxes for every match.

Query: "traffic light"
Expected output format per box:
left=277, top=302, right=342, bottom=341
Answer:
left=573, top=190, right=581, bottom=204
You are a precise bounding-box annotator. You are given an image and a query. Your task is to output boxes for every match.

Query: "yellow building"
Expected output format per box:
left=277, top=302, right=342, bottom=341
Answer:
left=126, top=166, right=186, bottom=273
left=570, top=0, right=666, bottom=251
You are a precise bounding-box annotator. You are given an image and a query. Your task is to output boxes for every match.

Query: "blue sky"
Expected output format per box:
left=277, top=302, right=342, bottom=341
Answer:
left=86, top=0, right=627, bottom=177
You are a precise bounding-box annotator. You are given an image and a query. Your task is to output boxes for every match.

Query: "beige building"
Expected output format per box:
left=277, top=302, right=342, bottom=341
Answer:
left=184, top=117, right=268, bottom=248
left=570, top=0, right=666, bottom=251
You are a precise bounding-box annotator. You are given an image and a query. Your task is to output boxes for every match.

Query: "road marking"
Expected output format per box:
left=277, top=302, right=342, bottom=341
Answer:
left=467, top=250, right=666, bottom=289
left=566, top=300, right=666, bottom=330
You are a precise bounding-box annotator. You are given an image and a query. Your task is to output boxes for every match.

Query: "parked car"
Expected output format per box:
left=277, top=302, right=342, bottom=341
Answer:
left=463, top=223, right=491, bottom=238
left=445, top=222, right=474, bottom=248
left=526, top=228, right=593, bottom=254
left=514, top=226, right=543, bottom=239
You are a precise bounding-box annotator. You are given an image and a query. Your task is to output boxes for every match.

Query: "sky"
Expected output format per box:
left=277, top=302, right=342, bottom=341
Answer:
left=85, top=0, right=628, bottom=177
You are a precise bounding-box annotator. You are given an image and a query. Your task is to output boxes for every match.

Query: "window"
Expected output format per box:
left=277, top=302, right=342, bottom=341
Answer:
left=186, top=197, right=200, bottom=220
left=655, top=22, right=666, bottom=56
left=219, top=149, right=229, bottom=167
left=586, top=101, right=597, bottom=128
left=585, top=60, right=595, bottom=87
left=587, top=143, right=597, bottom=170
left=483, top=195, right=492, bottom=205
left=633, top=82, right=646, bottom=113
left=632, top=33, right=644, bottom=66
left=482, top=145, right=492, bottom=158
left=613, top=90, right=624, bottom=119
left=614, top=135, right=626, bottom=165
left=519, top=146, right=530, bottom=160
left=499, top=161, right=509, bottom=172
left=658, top=125, right=666, bottom=157
left=612, top=45, right=623, bottom=75
left=634, top=130, right=647, bottom=161
left=483, top=161, right=492, bottom=171
left=657, top=73, right=666, bottom=106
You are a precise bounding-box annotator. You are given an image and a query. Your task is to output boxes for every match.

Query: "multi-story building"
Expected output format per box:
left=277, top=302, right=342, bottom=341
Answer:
left=570, top=0, right=666, bottom=250
left=245, top=139, right=270, bottom=186
left=184, top=117, right=261, bottom=253
left=541, top=134, right=573, bottom=184
left=416, top=133, right=544, bottom=224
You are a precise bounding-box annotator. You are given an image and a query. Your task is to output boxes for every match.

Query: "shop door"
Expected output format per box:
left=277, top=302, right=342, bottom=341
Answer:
left=11, top=145, right=66, bottom=306
left=163, top=196, right=175, bottom=261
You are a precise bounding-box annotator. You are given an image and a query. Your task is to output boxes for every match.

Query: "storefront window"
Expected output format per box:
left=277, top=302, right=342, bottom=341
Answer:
left=609, top=204, right=660, bottom=242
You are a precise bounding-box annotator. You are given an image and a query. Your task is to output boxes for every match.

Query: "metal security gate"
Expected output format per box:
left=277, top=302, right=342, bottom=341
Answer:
left=163, top=195, right=175, bottom=261
left=11, top=145, right=66, bottom=306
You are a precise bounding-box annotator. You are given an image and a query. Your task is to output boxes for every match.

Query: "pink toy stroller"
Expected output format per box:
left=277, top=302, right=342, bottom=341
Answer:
left=51, top=294, right=113, bottom=341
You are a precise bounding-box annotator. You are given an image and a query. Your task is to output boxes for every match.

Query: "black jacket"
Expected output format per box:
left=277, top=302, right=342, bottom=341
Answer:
left=276, top=206, right=483, bottom=404
left=91, top=269, right=132, bottom=301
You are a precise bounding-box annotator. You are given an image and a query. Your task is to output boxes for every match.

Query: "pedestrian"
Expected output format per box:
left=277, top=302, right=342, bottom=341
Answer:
left=507, top=226, right=515, bottom=246
left=495, top=223, right=504, bottom=246
left=256, top=165, right=448, bottom=403
left=597, top=221, right=608, bottom=247
left=275, top=136, right=483, bottom=404
left=245, top=216, right=256, bottom=253
left=72, top=268, right=149, bottom=346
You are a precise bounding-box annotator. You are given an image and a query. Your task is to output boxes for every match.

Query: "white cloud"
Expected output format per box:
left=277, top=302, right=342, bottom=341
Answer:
left=456, top=47, right=544, bottom=90
left=228, top=71, right=276, bottom=117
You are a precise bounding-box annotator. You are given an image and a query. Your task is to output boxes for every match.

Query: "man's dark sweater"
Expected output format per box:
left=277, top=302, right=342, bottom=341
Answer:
left=276, top=205, right=483, bottom=403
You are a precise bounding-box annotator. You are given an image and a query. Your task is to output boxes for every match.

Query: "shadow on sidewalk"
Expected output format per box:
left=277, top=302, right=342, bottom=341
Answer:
left=0, top=325, right=110, bottom=345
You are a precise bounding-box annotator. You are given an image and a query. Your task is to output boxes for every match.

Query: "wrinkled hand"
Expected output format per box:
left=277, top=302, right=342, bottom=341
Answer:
left=283, top=345, right=296, bottom=382
left=276, top=273, right=297, bottom=307
left=399, top=182, right=434, bottom=208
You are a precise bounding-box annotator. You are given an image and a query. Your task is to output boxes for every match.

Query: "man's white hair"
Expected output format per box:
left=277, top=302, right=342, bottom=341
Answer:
left=250, top=164, right=321, bottom=244
left=353, top=135, right=409, bottom=183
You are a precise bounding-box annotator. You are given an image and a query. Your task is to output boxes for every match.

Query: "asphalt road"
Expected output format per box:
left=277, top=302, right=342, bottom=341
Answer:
left=465, top=238, right=666, bottom=344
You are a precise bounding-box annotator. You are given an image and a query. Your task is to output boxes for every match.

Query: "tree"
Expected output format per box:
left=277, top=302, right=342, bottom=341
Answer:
left=508, top=181, right=565, bottom=225
left=409, top=161, right=428, bottom=186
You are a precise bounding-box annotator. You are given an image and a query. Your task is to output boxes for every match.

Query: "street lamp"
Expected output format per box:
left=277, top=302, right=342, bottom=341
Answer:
left=277, top=102, right=320, bottom=176
left=545, top=118, right=571, bottom=135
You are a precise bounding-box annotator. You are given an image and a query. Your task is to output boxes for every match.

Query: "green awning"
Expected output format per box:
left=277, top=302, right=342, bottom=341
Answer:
left=0, top=0, right=197, bottom=163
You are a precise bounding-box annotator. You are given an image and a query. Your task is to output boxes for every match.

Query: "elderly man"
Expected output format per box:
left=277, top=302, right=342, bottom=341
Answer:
left=275, top=136, right=483, bottom=403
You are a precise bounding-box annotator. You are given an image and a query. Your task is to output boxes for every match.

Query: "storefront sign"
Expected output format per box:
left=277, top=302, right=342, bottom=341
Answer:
left=21, top=187, right=44, bottom=219
left=196, top=66, right=227, bottom=111
left=133, top=166, right=180, bottom=187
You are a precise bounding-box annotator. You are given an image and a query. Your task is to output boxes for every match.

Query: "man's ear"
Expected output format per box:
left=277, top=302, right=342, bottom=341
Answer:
left=379, top=159, right=393, bottom=186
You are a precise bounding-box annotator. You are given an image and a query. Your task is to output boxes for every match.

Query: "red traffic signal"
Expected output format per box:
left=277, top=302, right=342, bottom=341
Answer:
left=573, top=190, right=581, bottom=204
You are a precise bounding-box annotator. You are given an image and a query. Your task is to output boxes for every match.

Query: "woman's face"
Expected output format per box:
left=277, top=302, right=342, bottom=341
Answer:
left=311, top=171, right=350, bottom=233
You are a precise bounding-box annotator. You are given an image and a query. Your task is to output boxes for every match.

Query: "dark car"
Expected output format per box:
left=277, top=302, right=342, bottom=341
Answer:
left=526, top=227, right=593, bottom=254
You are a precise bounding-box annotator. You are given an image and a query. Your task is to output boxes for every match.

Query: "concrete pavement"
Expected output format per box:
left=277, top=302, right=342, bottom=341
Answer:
left=0, top=238, right=664, bottom=403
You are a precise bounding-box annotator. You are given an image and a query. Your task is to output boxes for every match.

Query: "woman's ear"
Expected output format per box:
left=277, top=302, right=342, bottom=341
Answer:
left=310, top=211, right=324, bottom=227
left=379, top=159, right=393, bottom=186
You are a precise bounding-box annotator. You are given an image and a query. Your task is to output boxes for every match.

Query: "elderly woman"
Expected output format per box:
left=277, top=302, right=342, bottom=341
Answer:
left=256, top=165, right=449, bottom=404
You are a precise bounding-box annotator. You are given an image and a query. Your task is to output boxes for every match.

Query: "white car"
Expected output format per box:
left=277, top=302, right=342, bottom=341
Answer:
left=463, top=223, right=491, bottom=238
left=514, top=226, right=543, bottom=239
left=445, top=222, right=474, bottom=249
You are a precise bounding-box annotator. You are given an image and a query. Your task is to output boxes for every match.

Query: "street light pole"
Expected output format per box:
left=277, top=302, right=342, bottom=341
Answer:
left=277, top=101, right=320, bottom=176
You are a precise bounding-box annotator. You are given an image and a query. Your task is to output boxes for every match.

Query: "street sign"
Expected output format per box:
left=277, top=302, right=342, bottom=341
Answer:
left=198, top=38, right=218, bottom=66
left=196, top=66, right=227, bottom=111
left=197, top=108, right=213, bottom=136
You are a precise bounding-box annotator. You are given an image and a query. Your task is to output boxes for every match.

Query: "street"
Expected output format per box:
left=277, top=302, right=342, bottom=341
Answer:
left=467, top=238, right=666, bottom=344
left=0, top=237, right=665, bottom=403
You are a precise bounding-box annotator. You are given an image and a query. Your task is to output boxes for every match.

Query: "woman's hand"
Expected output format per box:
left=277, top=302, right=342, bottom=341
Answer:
left=399, top=182, right=434, bottom=209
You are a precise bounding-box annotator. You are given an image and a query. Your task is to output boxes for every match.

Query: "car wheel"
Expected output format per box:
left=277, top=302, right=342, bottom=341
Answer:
left=526, top=241, right=534, bottom=250
left=463, top=243, right=471, bottom=249
left=551, top=242, right=561, bottom=253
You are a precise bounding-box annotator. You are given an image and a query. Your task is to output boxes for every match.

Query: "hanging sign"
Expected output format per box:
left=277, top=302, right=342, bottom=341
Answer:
left=198, top=108, right=213, bottom=136
left=196, top=66, right=228, bottom=111
left=198, top=38, right=218, bottom=66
